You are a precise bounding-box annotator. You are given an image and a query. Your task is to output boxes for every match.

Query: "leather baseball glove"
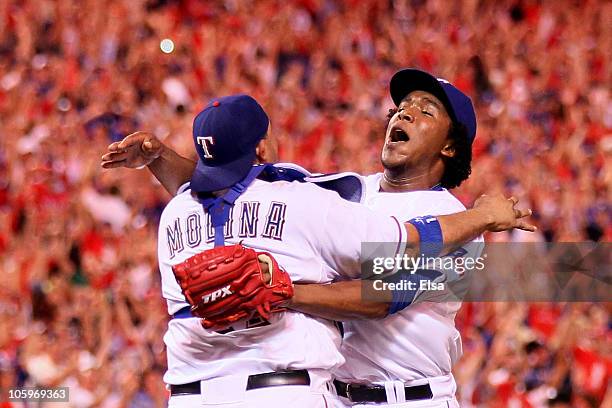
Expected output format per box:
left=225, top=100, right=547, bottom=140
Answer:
left=172, top=243, right=294, bottom=330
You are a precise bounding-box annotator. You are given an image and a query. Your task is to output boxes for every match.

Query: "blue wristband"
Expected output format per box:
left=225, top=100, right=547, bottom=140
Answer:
left=407, top=215, right=443, bottom=258
left=387, top=269, right=444, bottom=314
left=388, top=270, right=416, bottom=314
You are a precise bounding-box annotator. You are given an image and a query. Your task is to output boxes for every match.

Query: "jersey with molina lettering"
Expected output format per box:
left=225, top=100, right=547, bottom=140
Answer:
left=334, top=173, right=484, bottom=383
left=158, top=175, right=407, bottom=385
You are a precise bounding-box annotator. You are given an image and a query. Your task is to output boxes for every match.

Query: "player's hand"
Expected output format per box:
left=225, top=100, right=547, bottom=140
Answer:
left=101, top=131, right=163, bottom=169
left=259, top=259, right=272, bottom=284
left=473, top=194, right=536, bottom=232
left=172, top=244, right=293, bottom=330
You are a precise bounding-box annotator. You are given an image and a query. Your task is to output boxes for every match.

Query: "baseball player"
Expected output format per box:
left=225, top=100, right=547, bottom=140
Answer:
left=288, top=69, right=487, bottom=407
left=102, top=90, right=532, bottom=407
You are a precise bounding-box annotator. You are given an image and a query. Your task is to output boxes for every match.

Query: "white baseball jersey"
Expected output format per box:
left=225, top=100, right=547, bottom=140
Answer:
left=158, top=176, right=407, bottom=385
left=334, top=173, right=484, bottom=383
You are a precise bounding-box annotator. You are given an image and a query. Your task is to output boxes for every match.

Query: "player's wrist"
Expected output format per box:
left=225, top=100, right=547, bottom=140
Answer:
left=284, top=284, right=301, bottom=309
left=146, top=143, right=166, bottom=167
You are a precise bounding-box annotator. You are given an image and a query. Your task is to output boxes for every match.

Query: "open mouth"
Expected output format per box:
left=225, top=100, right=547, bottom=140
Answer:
left=389, top=127, right=410, bottom=143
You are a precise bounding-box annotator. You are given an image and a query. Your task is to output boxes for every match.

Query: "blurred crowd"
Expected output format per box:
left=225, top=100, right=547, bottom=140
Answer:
left=0, top=0, right=609, bottom=407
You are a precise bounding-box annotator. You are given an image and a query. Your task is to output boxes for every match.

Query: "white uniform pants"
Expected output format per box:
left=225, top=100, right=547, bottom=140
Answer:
left=337, top=398, right=459, bottom=408
left=334, top=374, right=459, bottom=408
left=168, top=386, right=334, bottom=408
left=167, top=371, right=335, bottom=408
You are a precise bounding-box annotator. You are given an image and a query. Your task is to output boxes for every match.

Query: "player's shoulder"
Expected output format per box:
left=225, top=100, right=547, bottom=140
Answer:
left=426, top=189, right=486, bottom=244
left=168, top=187, right=195, bottom=204
left=426, top=188, right=467, bottom=214
left=364, top=173, right=382, bottom=184
left=363, top=173, right=383, bottom=196
left=160, top=188, right=199, bottom=225
left=363, top=173, right=467, bottom=214
left=255, top=178, right=338, bottom=198
left=391, top=185, right=466, bottom=216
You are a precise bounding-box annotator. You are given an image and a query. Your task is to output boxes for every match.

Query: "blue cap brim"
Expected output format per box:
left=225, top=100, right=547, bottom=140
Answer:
left=190, top=150, right=257, bottom=192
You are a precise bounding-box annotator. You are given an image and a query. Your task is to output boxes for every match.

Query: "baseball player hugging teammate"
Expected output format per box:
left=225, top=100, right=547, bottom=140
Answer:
left=102, top=70, right=534, bottom=407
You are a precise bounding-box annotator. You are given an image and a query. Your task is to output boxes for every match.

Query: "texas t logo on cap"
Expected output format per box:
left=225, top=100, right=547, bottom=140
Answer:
left=190, top=94, right=270, bottom=192
left=196, top=136, right=215, bottom=159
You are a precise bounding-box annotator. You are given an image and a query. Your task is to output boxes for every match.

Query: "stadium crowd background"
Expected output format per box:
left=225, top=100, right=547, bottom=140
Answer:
left=0, top=0, right=609, bottom=407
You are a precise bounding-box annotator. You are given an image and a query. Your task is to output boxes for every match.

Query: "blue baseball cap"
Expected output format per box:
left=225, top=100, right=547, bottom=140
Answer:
left=390, top=69, right=477, bottom=143
left=190, top=94, right=269, bottom=192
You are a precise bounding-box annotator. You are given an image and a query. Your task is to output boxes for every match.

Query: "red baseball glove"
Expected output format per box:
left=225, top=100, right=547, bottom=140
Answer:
left=172, top=243, right=294, bottom=330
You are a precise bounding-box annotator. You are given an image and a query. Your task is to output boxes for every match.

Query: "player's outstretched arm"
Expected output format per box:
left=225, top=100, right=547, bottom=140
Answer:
left=101, top=131, right=196, bottom=195
left=403, top=194, right=535, bottom=258
left=289, top=280, right=390, bottom=320
left=289, top=194, right=535, bottom=321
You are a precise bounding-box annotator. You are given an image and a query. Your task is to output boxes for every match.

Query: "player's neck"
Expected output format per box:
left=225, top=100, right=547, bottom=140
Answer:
left=380, top=169, right=442, bottom=192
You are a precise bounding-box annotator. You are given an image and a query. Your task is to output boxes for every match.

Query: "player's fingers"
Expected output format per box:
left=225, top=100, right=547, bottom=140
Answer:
left=514, top=208, right=532, bottom=219
left=508, top=196, right=518, bottom=205
left=107, top=141, right=121, bottom=152
left=101, top=159, right=128, bottom=169
left=101, top=151, right=128, bottom=162
left=117, top=132, right=146, bottom=149
left=117, top=139, right=136, bottom=150
left=101, top=152, right=117, bottom=162
left=143, top=138, right=162, bottom=155
left=514, top=220, right=537, bottom=232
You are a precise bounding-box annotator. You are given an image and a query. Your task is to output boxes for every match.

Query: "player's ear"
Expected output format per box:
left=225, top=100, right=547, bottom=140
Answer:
left=441, top=140, right=456, bottom=159
left=255, top=123, right=278, bottom=163
left=255, top=139, right=267, bottom=163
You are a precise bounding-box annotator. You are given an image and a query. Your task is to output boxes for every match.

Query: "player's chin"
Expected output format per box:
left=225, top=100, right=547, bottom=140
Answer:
left=381, top=147, right=411, bottom=167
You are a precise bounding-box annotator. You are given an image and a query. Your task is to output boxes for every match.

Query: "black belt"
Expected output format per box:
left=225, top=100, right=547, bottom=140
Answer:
left=334, top=379, right=433, bottom=403
left=170, top=370, right=310, bottom=396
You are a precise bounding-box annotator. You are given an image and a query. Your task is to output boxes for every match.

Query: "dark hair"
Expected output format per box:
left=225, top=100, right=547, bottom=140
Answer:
left=441, top=122, right=472, bottom=188
left=386, top=108, right=472, bottom=189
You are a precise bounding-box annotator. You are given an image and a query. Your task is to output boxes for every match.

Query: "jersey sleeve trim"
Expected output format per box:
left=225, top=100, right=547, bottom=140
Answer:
left=176, top=182, right=191, bottom=195
left=392, top=216, right=407, bottom=260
